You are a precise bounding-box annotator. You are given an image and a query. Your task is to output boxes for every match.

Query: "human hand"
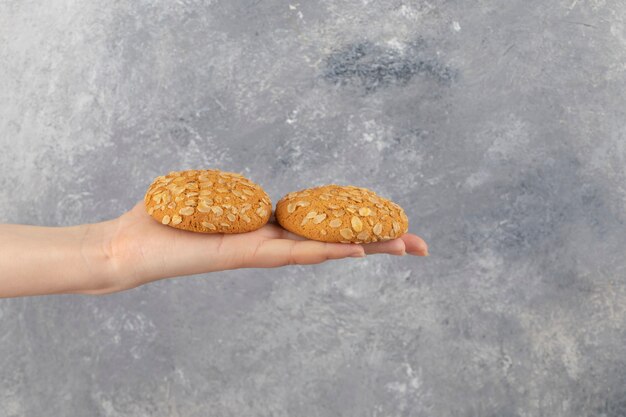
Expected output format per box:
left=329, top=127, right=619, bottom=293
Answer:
left=0, top=202, right=428, bottom=297
left=107, top=202, right=429, bottom=292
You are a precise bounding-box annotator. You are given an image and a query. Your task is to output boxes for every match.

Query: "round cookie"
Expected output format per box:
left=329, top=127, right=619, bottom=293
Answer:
left=275, top=185, right=409, bottom=243
left=144, top=169, right=271, bottom=233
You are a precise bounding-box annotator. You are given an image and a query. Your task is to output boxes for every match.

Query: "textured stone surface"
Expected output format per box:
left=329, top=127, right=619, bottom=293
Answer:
left=1, top=1, right=626, bottom=416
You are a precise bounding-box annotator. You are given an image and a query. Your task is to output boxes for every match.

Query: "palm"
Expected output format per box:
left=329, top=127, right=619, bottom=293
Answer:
left=110, top=202, right=428, bottom=288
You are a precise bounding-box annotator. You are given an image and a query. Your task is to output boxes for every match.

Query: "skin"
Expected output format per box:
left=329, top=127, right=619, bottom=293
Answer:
left=0, top=202, right=429, bottom=298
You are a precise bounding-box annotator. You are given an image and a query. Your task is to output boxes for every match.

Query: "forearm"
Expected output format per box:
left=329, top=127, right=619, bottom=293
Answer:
left=0, top=220, right=119, bottom=297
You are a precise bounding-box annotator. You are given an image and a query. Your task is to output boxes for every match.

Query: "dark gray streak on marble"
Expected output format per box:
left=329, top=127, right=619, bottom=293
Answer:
left=323, top=39, right=456, bottom=92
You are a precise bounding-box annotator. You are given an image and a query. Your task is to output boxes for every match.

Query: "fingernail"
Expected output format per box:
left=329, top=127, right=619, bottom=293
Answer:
left=350, top=251, right=366, bottom=258
left=424, top=248, right=430, bottom=256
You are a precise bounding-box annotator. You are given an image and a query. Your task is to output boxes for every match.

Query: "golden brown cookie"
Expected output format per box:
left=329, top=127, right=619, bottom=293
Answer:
left=144, top=169, right=271, bottom=233
left=275, top=185, right=409, bottom=243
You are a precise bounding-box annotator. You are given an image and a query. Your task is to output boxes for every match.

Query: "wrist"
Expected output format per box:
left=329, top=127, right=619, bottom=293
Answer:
left=71, top=218, right=126, bottom=295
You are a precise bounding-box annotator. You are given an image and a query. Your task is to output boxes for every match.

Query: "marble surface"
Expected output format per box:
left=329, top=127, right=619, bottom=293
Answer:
left=1, top=1, right=626, bottom=416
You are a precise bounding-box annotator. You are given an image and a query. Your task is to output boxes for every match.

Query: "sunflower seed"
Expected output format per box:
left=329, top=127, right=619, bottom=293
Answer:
left=358, top=207, right=371, bottom=216
left=329, top=218, right=342, bottom=228
left=216, top=188, right=228, bottom=193
left=305, top=211, right=317, bottom=219
left=392, top=221, right=401, bottom=234
left=296, top=201, right=310, bottom=207
left=332, top=210, right=345, bottom=217
left=351, top=216, right=363, bottom=232
left=227, top=213, right=236, bottom=222
left=313, top=213, right=327, bottom=224
left=185, top=200, right=197, bottom=206
left=202, top=221, right=216, bottom=230
left=211, top=206, right=223, bottom=216
left=197, top=201, right=211, bottom=213
left=148, top=207, right=155, bottom=215
left=161, top=215, right=171, bottom=225
left=287, top=203, right=296, bottom=213
left=340, top=228, right=354, bottom=240
left=300, top=217, right=310, bottom=226
left=373, top=223, right=383, bottom=236
left=220, top=222, right=230, bottom=228
left=171, top=215, right=183, bottom=225
left=327, top=204, right=340, bottom=209
left=179, top=207, right=195, bottom=216
left=357, top=231, right=370, bottom=241
left=168, top=202, right=176, bottom=209
left=242, top=188, right=254, bottom=196
left=256, top=207, right=267, bottom=217
left=242, top=215, right=251, bottom=223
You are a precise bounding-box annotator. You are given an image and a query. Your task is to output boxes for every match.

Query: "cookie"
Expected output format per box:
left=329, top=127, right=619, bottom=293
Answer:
left=275, top=185, right=409, bottom=243
left=144, top=169, right=271, bottom=233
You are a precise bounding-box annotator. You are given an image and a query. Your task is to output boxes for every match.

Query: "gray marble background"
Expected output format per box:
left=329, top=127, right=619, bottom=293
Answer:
left=1, top=1, right=626, bottom=416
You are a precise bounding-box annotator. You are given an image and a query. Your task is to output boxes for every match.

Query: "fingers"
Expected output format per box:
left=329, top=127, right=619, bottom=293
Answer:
left=220, top=217, right=429, bottom=257
left=243, top=233, right=428, bottom=269
left=244, top=239, right=365, bottom=268
left=245, top=229, right=428, bottom=268
left=257, top=224, right=429, bottom=256
left=359, top=234, right=428, bottom=256
left=362, top=238, right=407, bottom=256
left=400, top=234, right=429, bottom=256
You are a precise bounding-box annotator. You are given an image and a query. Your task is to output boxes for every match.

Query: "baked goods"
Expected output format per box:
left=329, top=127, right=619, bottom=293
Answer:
left=144, top=169, right=271, bottom=233
left=275, top=185, right=409, bottom=243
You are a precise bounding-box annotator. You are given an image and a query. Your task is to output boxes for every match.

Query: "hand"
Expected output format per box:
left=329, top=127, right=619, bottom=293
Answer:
left=107, top=202, right=429, bottom=292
